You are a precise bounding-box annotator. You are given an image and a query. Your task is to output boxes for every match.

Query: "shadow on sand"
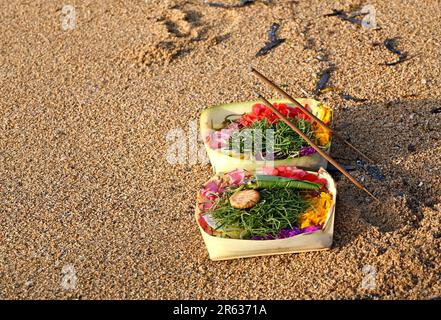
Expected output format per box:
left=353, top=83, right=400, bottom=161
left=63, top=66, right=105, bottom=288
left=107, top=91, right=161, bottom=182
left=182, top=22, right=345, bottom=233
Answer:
left=326, top=98, right=440, bottom=248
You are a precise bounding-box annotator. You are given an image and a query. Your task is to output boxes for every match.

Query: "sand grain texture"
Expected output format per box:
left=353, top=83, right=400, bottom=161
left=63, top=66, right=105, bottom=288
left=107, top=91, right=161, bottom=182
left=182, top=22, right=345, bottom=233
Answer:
left=0, top=0, right=440, bottom=299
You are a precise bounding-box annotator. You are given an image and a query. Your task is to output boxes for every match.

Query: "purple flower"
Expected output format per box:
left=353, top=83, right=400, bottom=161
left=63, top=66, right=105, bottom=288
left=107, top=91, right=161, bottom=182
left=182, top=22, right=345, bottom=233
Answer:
left=251, top=225, right=322, bottom=240
left=278, top=227, right=303, bottom=238
left=301, top=225, right=322, bottom=233
left=299, top=146, right=317, bottom=157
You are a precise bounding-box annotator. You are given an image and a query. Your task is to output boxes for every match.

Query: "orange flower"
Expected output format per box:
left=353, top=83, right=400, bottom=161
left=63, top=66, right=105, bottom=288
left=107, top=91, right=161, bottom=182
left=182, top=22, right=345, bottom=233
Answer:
left=313, top=124, right=332, bottom=146
left=311, top=105, right=332, bottom=146
left=315, top=105, right=332, bottom=125
left=298, top=192, right=333, bottom=228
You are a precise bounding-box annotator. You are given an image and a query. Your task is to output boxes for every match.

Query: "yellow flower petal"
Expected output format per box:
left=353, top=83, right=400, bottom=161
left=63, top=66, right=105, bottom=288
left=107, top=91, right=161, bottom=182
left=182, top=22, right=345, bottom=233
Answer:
left=299, top=192, right=333, bottom=228
left=312, top=105, right=332, bottom=146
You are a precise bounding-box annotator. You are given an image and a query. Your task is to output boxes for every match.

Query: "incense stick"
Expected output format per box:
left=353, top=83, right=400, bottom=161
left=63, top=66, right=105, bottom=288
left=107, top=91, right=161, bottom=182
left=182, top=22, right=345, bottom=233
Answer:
left=256, top=92, right=380, bottom=202
left=251, top=67, right=374, bottom=163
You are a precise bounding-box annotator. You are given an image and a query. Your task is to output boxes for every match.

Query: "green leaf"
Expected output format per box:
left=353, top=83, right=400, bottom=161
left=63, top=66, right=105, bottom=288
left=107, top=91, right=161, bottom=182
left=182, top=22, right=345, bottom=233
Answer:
left=248, top=175, right=321, bottom=190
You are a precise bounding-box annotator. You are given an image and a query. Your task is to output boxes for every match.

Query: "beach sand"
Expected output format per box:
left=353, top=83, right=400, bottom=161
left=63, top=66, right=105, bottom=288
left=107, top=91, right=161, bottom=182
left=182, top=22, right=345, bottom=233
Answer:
left=0, top=0, right=440, bottom=299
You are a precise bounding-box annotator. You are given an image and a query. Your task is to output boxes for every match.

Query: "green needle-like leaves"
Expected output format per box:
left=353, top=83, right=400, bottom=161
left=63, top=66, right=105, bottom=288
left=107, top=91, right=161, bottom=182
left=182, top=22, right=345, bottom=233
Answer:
left=210, top=188, right=311, bottom=238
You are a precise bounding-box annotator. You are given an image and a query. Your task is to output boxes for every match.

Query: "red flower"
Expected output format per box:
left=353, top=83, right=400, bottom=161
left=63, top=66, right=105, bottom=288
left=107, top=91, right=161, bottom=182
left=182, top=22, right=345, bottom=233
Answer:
left=262, top=166, right=328, bottom=188
left=239, top=103, right=311, bottom=127
left=252, top=103, right=266, bottom=116
left=198, top=215, right=213, bottom=235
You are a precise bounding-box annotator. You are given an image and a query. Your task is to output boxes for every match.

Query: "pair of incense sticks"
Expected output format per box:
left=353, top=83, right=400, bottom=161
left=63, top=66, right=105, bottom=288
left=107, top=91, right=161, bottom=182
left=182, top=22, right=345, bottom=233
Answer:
left=251, top=68, right=379, bottom=202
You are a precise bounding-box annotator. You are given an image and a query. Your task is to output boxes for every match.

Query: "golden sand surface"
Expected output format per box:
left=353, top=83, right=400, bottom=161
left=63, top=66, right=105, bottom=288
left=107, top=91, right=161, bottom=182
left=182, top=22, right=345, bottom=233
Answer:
left=0, top=0, right=440, bottom=299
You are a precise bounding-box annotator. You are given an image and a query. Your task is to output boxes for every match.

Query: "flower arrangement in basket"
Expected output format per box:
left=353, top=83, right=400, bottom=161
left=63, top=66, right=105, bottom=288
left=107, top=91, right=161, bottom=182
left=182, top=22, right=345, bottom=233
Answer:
left=195, top=167, right=337, bottom=260
left=201, top=98, right=333, bottom=173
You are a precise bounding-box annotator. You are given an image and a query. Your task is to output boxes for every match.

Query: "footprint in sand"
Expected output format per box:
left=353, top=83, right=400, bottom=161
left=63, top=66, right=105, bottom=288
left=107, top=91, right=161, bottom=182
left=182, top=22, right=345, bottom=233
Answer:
left=161, top=8, right=204, bottom=39
left=123, top=1, right=245, bottom=69
left=124, top=7, right=208, bottom=68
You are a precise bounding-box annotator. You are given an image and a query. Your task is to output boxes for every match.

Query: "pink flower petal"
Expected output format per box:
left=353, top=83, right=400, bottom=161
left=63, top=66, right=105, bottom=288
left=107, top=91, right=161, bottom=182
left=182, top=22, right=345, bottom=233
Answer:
left=262, top=167, right=279, bottom=176
left=227, top=169, right=245, bottom=185
left=202, top=201, right=215, bottom=210
left=206, top=126, right=239, bottom=149
left=204, top=180, right=220, bottom=193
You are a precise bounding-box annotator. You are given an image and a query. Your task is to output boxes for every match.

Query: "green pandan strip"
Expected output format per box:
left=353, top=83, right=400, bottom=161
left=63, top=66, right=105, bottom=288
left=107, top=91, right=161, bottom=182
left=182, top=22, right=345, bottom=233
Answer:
left=246, top=175, right=321, bottom=190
